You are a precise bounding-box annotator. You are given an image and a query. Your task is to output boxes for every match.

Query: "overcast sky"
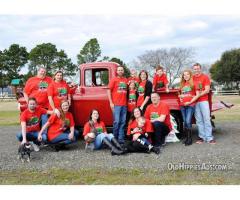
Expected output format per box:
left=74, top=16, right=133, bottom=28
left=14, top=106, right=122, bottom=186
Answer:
left=1, top=15, right=240, bottom=69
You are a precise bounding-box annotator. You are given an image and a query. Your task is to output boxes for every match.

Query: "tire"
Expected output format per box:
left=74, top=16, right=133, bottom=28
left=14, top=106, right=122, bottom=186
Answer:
left=170, top=111, right=183, bottom=139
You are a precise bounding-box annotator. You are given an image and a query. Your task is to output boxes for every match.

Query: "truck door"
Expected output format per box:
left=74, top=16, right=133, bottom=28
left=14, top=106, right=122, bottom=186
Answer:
left=71, top=67, right=113, bottom=127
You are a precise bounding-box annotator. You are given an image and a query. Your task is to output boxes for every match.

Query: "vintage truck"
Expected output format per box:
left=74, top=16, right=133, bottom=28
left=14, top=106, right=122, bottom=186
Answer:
left=18, top=61, right=231, bottom=135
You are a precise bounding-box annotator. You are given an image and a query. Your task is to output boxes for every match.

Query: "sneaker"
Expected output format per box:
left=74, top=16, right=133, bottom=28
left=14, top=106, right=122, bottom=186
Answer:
left=208, top=140, right=216, bottom=144
left=30, top=142, right=40, bottom=152
left=195, top=138, right=204, bottom=144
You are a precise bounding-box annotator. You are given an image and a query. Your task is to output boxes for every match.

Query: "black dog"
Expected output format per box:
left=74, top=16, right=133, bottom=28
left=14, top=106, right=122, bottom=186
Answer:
left=18, top=143, right=31, bottom=162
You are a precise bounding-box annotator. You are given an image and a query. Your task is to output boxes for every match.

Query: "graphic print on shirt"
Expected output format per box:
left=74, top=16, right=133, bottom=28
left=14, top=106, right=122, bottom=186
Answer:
left=58, top=88, right=67, bottom=98
left=117, top=82, right=127, bottom=93
left=129, top=93, right=137, bottom=104
left=197, top=82, right=203, bottom=91
left=26, top=116, right=39, bottom=128
left=61, top=118, right=70, bottom=131
left=150, top=112, right=160, bottom=120
left=96, top=126, right=104, bottom=133
left=138, top=85, right=145, bottom=96
left=157, top=81, right=164, bottom=88
left=38, top=81, right=48, bottom=92
left=182, top=86, right=192, bottom=96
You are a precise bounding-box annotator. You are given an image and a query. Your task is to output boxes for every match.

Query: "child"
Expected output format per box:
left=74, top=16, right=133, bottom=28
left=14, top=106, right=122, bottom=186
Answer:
left=153, top=65, right=169, bottom=92
left=128, top=69, right=140, bottom=88
left=127, top=81, right=138, bottom=122
left=128, top=116, right=159, bottom=154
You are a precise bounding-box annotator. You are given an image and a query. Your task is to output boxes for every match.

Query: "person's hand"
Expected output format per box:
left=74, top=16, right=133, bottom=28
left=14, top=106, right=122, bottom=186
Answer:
left=133, top=133, right=141, bottom=141
left=132, top=127, right=140, bottom=134
left=21, top=139, right=27, bottom=145
left=140, top=105, right=144, bottom=111
left=54, top=109, right=60, bottom=117
left=166, top=88, right=169, bottom=93
left=68, top=99, right=71, bottom=106
left=110, top=102, right=114, bottom=111
left=68, top=132, right=74, bottom=140
left=184, top=102, right=191, bottom=106
left=38, top=134, right=42, bottom=142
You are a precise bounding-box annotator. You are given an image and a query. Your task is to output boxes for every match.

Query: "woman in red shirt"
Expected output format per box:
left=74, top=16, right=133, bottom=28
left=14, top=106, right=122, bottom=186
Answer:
left=47, top=70, right=71, bottom=110
left=136, top=70, right=152, bottom=114
left=38, top=100, right=79, bottom=151
left=179, top=69, right=200, bottom=146
left=125, top=107, right=160, bottom=154
left=83, top=109, right=124, bottom=155
left=127, top=80, right=138, bottom=122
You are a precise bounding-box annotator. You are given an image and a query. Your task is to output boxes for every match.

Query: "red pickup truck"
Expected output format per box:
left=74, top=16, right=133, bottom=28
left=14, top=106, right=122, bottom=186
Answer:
left=19, top=61, right=224, bottom=134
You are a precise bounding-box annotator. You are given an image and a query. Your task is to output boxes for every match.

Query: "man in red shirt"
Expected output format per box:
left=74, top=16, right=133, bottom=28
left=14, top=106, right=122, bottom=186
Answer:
left=16, top=97, right=55, bottom=151
left=193, top=63, right=216, bottom=144
left=23, top=66, right=53, bottom=136
left=107, top=66, right=128, bottom=144
left=144, top=92, right=171, bottom=152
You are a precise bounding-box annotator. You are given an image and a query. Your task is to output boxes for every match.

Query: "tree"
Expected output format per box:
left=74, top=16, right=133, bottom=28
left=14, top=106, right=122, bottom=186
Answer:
left=77, top=38, right=101, bottom=64
left=28, top=43, right=58, bottom=75
left=53, top=50, right=78, bottom=77
left=2, top=44, right=28, bottom=83
left=210, top=49, right=240, bottom=89
left=133, top=47, right=195, bottom=86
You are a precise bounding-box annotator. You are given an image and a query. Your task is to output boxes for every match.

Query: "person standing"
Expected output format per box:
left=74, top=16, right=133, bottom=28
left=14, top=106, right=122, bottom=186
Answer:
left=136, top=70, right=152, bottom=114
left=23, top=66, right=53, bottom=135
left=179, top=69, right=200, bottom=146
left=192, top=63, right=216, bottom=144
left=107, top=66, right=128, bottom=144
left=152, top=65, right=169, bottom=92
left=47, top=70, right=71, bottom=110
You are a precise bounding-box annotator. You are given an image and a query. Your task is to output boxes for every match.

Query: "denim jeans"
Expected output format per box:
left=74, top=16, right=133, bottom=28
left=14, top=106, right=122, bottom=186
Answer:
left=152, top=121, right=169, bottom=147
left=41, top=114, right=48, bottom=136
left=113, top=106, right=127, bottom=144
left=94, top=133, right=114, bottom=150
left=194, top=101, right=213, bottom=142
left=16, top=131, right=47, bottom=145
left=180, top=106, right=195, bottom=129
left=49, top=130, right=79, bottom=145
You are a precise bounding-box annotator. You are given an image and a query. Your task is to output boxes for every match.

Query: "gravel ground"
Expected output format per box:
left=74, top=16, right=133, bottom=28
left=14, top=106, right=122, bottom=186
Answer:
left=0, top=122, right=239, bottom=177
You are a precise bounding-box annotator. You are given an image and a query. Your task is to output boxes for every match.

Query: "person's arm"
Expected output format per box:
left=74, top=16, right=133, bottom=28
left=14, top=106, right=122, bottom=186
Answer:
left=48, top=96, right=55, bottom=110
left=140, top=96, right=150, bottom=110
left=21, top=121, right=27, bottom=144
left=185, top=90, right=200, bottom=106
left=199, top=85, right=210, bottom=97
left=23, top=92, right=29, bottom=103
left=38, top=122, right=50, bottom=141
left=68, top=126, right=74, bottom=140
left=107, top=89, right=114, bottom=111
left=68, top=93, right=71, bottom=106
left=165, top=83, right=169, bottom=93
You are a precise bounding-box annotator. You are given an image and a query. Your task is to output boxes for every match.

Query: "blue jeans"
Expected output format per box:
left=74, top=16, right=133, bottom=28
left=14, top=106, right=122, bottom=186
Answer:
left=113, top=106, right=127, bottom=144
left=94, top=133, right=114, bottom=150
left=194, top=101, right=213, bottom=142
left=16, top=131, right=47, bottom=145
left=41, top=114, right=48, bottom=136
left=180, top=106, right=195, bottom=129
left=49, top=130, right=79, bottom=145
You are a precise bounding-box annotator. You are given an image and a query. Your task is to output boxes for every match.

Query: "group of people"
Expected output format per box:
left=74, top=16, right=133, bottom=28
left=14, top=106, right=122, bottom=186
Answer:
left=17, top=62, right=215, bottom=156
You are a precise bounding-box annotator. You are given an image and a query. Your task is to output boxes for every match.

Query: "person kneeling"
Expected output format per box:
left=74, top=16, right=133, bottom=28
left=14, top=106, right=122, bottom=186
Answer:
left=38, top=100, right=79, bottom=151
left=83, top=109, right=124, bottom=156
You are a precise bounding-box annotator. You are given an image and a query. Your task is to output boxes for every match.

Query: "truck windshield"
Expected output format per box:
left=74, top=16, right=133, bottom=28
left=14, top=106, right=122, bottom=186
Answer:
left=85, top=68, right=109, bottom=87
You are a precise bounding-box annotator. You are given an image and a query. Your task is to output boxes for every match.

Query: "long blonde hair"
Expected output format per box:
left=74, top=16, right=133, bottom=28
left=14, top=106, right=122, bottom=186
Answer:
left=180, top=69, right=194, bottom=90
left=59, top=100, right=69, bottom=121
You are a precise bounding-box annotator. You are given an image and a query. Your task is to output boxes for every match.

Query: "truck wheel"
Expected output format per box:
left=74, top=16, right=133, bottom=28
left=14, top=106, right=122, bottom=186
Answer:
left=170, top=112, right=183, bottom=139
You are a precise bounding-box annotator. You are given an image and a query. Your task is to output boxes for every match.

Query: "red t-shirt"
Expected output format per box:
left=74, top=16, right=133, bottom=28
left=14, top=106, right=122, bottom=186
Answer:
left=127, top=89, right=137, bottom=112
left=83, top=121, right=107, bottom=136
left=47, top=80, right=70, bottom=109
left=137, top=81, right=146, bottom=106
left=20, top=106, right=47, bottom=132
left=153, top=73, right=168, bottom=91
left=179, top=81, right=196, bottom=106
left=144, top=102, right=172, bottom=130
left=108, top=77, right=128, bottom=106
left=127, top=77, right=140, bottom=87
left=127, top=119, right=153, bottom=136
left=193, top=74, right=211, bottom=102
left=47, top=112, right=75, bottom=141
left=24, top=76, right=52, bottom=108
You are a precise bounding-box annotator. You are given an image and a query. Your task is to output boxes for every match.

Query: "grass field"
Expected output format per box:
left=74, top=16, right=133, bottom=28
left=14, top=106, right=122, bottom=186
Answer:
left=0, top=168, right=238, bottom=185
